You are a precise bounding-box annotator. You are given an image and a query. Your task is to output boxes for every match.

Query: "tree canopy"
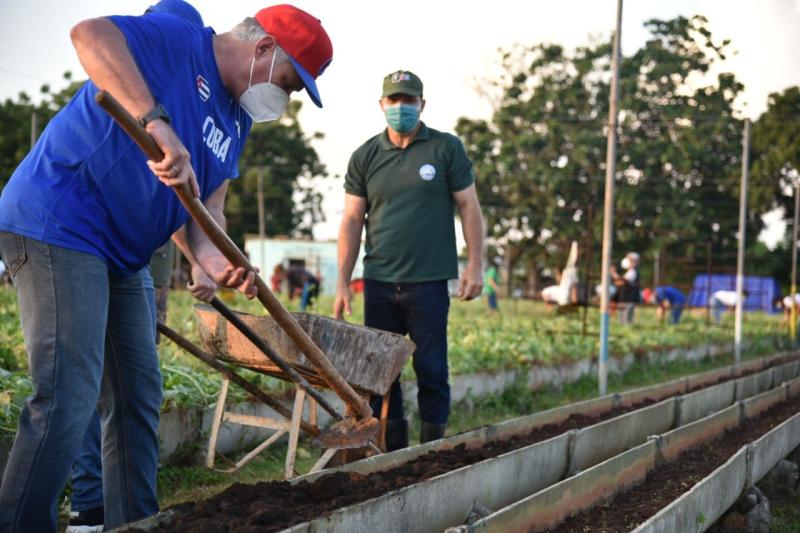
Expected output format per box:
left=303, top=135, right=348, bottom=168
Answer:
left=456, top=15, right=780, bottom=291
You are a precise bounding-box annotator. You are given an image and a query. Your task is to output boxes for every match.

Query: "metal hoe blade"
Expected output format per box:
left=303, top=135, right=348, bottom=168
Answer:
left=313, top=416, right=381, bottom=449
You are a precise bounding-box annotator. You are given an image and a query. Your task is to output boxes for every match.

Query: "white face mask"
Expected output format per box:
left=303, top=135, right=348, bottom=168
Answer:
left=239, top=50, right=289, bottom=123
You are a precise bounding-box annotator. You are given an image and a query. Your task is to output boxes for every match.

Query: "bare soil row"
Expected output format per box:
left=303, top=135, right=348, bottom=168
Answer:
left=551, top=396, right=800, bottom=532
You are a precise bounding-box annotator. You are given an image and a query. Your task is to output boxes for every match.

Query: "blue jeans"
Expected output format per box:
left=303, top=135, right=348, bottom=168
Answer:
left=69, top=269, right=156, bottom=513
left=711, top=296, right=726, bottom=323
left=487, top=292, right=498, bottom=311
left=0, top=233, right=161, bottom=532
left=669, top=305, right=684, bottom=324
left=364, top=279, right=450, bottom=424
left=300, top=281, right=319, bottom=311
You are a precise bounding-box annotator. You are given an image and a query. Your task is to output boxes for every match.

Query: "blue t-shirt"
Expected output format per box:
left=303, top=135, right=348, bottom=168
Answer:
left=655, top=286, right=686, bottom=306
left=0, top=13, right=251, bottom=276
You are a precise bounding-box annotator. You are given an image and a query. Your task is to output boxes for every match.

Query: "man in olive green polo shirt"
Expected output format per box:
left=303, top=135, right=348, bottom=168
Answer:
left=334, top=70, right=485, bottom=450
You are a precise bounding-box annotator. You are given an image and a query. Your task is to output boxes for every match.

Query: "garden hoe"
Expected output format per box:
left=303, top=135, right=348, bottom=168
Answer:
left=96, top=90, right=379, bottom=449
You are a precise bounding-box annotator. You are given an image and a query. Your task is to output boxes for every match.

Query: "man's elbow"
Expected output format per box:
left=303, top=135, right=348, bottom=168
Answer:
left=70, top=18, right=106, bottom=47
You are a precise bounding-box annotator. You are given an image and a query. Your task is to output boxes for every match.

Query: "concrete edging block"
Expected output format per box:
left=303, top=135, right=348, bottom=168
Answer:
left=291, top=434, right=571, bottom=533
left=658, top=404, right=740, bottom=464
left=471, top=441, right=657, bottom=533
left=571, top=399, right=675, bottom=473
left=677, top=381, right=736, bottom=426
left=632, top=448, right=748, bottom=533
left=748, top=413, right=800, bottom=484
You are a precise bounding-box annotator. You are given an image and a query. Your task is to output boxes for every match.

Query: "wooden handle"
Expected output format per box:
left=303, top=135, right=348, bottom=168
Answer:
left=95, top=90, right=372, bottom=419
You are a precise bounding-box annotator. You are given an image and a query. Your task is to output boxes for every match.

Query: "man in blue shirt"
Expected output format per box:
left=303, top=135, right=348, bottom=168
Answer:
left=0, top=4, right=332, bottom=531
left=650, top=285, right=687, bottom=325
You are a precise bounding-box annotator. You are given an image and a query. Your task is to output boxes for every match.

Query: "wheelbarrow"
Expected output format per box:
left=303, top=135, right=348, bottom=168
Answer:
left=193, top=304, right=415, bottom=476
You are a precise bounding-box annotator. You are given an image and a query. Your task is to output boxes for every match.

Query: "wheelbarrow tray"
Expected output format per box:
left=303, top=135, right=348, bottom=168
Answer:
left=194, top=304, right=414, bottom=397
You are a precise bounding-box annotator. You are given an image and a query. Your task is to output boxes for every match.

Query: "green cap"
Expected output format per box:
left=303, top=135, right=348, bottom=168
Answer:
left=382, top=70, right=423, bottom=98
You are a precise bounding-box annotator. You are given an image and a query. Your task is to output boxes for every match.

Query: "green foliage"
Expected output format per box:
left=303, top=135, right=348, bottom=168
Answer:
left=224, top=100, right=328, bottom=246
left=0, top=371, right=31, bottom=435
left=0, top=72, right=81, bottom=191
left=750, top=86, right=800, bottom=234
left=457, top=15, right=750, bottom=289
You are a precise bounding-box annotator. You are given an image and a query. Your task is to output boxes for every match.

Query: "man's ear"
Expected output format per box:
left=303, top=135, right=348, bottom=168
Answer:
left=419, top=98, right=426, bottom=112
left=255, top=35, right=277, bottom=59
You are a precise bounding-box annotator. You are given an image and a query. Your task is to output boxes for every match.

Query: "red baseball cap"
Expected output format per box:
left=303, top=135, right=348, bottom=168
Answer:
left=255, top=4, right=332, bottom=108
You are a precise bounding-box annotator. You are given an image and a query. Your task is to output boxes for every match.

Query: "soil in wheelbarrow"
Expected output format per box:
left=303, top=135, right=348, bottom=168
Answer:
left=550, top=397, right=800, bottom=532
left=135, top=359, right=794, bottom=533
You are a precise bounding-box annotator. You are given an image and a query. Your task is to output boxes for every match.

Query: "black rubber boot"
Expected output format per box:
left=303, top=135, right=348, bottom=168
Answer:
left=385, top=418, right=409, bottom=451
left=420, top=421, right=447, bottom=443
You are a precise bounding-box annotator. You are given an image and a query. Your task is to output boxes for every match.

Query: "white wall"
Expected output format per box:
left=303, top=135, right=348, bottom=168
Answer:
left=244, top=238, right=366, bottom=296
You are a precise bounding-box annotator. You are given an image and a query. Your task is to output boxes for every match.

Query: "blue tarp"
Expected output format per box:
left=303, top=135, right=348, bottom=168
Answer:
left=687, top=274, right=780, bottom=313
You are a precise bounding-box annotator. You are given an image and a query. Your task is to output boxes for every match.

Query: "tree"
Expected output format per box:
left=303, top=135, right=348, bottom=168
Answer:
left=224, top=99, right=327, bottom=246
left=750, top=86, right=800, bottom=234
left=0, top=72, right=81, bottom=189
left=456, top=15, right=750, bottom=293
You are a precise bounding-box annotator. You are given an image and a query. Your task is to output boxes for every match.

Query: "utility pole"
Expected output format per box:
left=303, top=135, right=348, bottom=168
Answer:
left=734, top=119, right=750, bottom=363
left=598, top=0, right=623, bottom=395
left=653, top=249, right=660, bottom=289
left=257, top=167, right=266, bottom=275
left=30, top=111, right=38, bottom=148
left=791, top=181, right=799, bottom=342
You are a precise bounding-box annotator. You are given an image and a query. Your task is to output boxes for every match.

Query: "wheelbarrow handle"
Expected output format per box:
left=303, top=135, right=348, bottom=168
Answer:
left=95, top=90, right=372, bottom=420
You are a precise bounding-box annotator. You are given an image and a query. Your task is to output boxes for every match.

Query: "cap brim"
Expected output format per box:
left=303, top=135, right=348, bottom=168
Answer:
left=288, top=56, right=322, bottom=108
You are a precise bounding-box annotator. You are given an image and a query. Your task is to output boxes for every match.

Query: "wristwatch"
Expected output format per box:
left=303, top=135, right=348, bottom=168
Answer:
left=138, top=103, right=171, bottom=127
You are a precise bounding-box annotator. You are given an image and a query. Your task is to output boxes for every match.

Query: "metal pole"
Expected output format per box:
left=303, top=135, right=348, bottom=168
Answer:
left=791, top=181, right=799, bottom=341
left=734, top=119, right=750, bottom=363
left=598, top=0, right=623, bottom=395
left=582, top=202, right=594, bottom=338
left=654, top=249, right=660, bottom=289
left=706, top=241, right=712, bottom=326
left=30, top=111, right=38, bottom=148
left=257, top=167, right=266, bottom=275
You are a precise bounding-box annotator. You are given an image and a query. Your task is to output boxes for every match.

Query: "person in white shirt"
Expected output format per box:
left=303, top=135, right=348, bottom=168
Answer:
left=774, top=293, right=800, bottom=325
left=709, top=289, right=748, bottom=323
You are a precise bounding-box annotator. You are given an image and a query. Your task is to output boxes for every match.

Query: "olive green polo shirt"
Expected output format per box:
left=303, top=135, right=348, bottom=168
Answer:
left=345, top=123, right=475, bottom=283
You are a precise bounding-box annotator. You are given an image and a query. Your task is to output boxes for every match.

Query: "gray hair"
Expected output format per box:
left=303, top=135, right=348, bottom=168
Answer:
left=232, top=17, right=289, bottom=64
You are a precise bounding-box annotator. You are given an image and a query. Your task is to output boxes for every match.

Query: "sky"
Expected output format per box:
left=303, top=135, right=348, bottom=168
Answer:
left=1, top=0, right=799, bottom=243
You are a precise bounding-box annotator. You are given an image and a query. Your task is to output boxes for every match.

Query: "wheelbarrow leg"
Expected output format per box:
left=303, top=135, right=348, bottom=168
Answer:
left=380, top=395, right=390, bottom=451
left=284, top=387, right=307, bottom=480
left=206, top=377, right=230, bottom=469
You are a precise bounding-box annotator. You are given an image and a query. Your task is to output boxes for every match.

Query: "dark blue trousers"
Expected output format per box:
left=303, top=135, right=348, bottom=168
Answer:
left=365, top=279, right=450, bottom=424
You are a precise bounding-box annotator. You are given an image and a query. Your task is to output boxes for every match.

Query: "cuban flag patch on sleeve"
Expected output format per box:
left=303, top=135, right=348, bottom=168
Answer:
left=196, top=75, right=210, bottom=102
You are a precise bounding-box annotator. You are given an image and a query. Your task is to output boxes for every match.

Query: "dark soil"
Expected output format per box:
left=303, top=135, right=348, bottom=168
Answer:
left=137, top=356, right=796, bottom=533
left=550, top=396, right=800, bottom=532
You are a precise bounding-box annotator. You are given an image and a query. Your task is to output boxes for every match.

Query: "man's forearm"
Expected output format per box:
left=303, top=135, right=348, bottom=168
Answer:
left=71, top=18, right=155, bottom=118
left=460, top=200, right=484, bottom=269
left=186, top=207, right=226, bottom=266
left=171, top=226, right=200, bottom=267
left=337, top=217, right=363, bottom=287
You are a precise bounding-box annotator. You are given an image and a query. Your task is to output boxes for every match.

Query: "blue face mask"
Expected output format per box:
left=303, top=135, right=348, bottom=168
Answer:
left=385, top=103, right=420, bottom=134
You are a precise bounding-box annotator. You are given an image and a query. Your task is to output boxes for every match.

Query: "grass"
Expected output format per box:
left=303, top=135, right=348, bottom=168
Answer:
left=770, top=492, right=800, bottom=532
left=0, top=284, right=792, bottom=432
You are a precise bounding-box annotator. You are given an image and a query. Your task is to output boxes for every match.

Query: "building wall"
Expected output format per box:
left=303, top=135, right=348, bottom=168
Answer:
left=244, top=237, right=366, bottom=296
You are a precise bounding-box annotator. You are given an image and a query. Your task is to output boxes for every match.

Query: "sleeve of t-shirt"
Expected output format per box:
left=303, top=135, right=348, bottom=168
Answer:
left=107, top=14, right=195, bottom=100
left=447, top=135, right=475, bottom=192
left=344, top=150, right=367, bottom=197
